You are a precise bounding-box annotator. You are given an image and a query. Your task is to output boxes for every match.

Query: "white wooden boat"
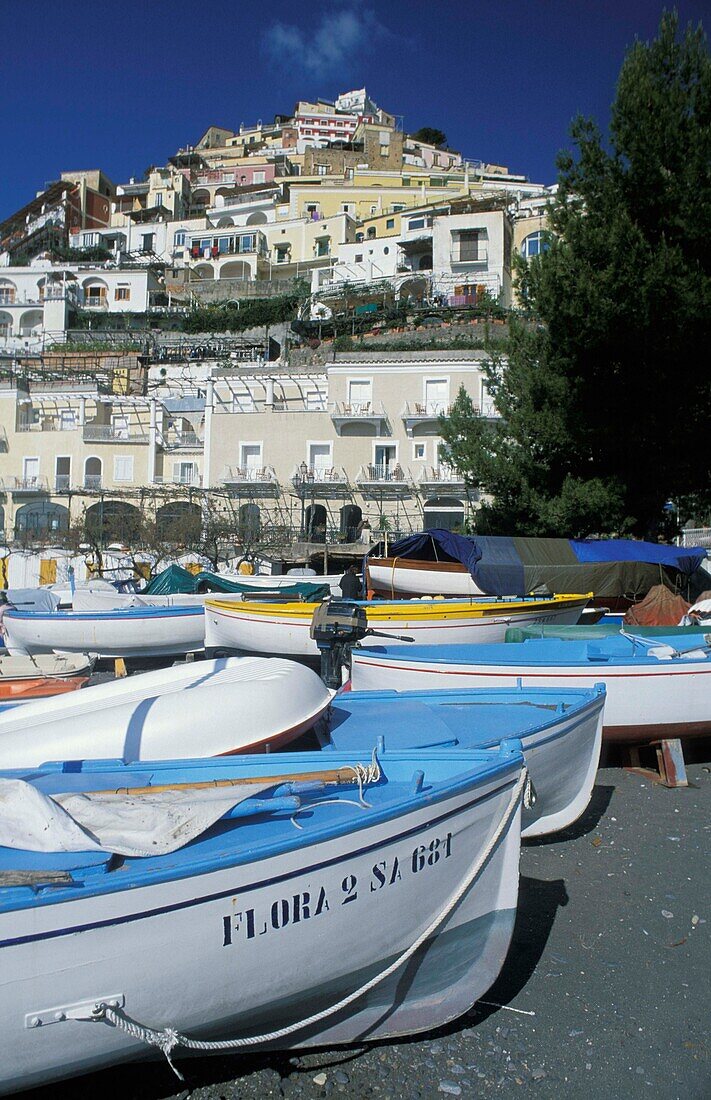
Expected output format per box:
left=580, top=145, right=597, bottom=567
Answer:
left=0, top=654, right=92, bottom=683
left=368, top=557, right=485, bottom=597
left=204, top=593, right=590, bottom=659
left=0, top=658, right=332, bottom=767
left=351, top=633, right=711, bottom=742
left=323, top=685, right=604, bottom=838
left=0, top=744, right=525, bottom=1091
left=71, top=588, right=208, bottom=610
left=2, top=605, right=206, bottom=659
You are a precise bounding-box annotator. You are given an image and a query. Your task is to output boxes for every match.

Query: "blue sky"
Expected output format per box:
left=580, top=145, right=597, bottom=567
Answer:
left=1, top=0, right=707, bottom=219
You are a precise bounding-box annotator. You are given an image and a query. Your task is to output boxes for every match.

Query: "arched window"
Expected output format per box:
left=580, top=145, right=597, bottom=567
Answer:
left=366, top=227, right=376, bottom=239
left=84, top=455, right=102, bottom=490
left=14, top=501, right=69, bottom=538
left=0, top=279, right=16, bottom=305
left=156, top=500, right=201, bottom=542
left=520, top=231, right=551, bottom=258
left=173, top=229, right=187, bottom=248
left=0, top=311, right=12, bottom=338
left=85, top=500, right=142, bottom=543
left=239, top=503, right=261, bottom=542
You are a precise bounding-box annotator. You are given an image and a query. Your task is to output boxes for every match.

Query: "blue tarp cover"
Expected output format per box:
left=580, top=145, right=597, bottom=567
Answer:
left=387, top=530, right=707, bottom=597
left=570, top=539, right=705, bottom=572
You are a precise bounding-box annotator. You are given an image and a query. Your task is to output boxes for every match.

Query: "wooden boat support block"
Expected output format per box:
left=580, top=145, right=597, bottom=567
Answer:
left=114, top=658, right=127, bottom=679
left=624, top=738, right=689, bottom=788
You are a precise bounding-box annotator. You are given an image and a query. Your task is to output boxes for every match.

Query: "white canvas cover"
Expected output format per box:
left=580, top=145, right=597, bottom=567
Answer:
left=0, top=778, right=272, bottom=857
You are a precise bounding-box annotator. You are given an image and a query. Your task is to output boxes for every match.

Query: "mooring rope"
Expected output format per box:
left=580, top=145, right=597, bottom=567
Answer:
left=95, top=766, right=528, bottom=1080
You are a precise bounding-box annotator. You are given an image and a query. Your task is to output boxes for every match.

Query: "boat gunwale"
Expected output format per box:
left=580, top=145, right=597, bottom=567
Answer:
left=0, top=749, right=523, bottom=917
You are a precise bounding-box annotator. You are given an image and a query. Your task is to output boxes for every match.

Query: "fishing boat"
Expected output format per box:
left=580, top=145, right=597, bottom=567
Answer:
left=0, top=744, right=526, bottom=1091
left=2, top=604, right=206, bottom=659
left=367, top=530, right=708, bottom=607
left=71, top=579, right=331, bottom=612
left=322, top=685, right=605, bottom=838
left=0, top=658, right=332, bottom=767
left=204, top=593, right=591, bottom=659
left=0, top=653, right=92, bottom=703
left=351, top=633, right=711, bottom=742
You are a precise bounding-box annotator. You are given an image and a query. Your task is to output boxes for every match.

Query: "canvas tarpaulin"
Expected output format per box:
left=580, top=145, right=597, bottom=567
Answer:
left=387, top=530, right=708, bottom=598
left=143, top=564, right=329, bottom=602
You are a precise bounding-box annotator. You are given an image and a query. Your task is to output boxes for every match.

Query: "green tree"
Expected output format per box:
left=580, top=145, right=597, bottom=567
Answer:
left=441, top=12, right=711, bottom=537
left=411, top=127, right=447, bottom=148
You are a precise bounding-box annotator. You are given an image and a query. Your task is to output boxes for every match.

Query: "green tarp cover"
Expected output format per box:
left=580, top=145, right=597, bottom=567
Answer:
left=143, top=564, right=329, bottom=601
left=505, top=624, right=708, bottom=643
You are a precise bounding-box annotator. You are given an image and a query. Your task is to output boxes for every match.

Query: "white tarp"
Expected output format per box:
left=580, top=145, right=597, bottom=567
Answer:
left=0, top=778, right=273, bottom=858
left=6, top=589, right=60, bottom=613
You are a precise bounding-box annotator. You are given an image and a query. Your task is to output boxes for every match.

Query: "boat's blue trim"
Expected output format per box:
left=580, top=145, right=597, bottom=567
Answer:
left=6, top=606, right=204, bottom=622
left=0, top=768, right=520, bottom=945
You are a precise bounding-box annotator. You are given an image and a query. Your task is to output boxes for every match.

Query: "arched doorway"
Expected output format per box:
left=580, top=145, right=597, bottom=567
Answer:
left=340, top=504, right=362, bottom=542
left=305, top=503, right=327, bottom=543
left=85, top=500, right=142, bottom=544
left=19, top=309, right=44, bottom=336
left=0, top=311, right=12, bottom=339
left=246, top=211, right=268, bottom=225
left=418, top=254, right=433, bottom=271
left=239, top=503, right=261, bottom=541
left=192, top=264, right=214, bottom=280
left=156, top=501, right=201, bottom=542
left=216, top=217, right=235, bottom=228
left=14, top=501, right=69, bottom=538
left=423, top=496, right=465, bottom=532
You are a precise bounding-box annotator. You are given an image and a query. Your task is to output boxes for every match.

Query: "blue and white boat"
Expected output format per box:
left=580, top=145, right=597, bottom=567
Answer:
left=0, top=745, right=525, bottom=1092
left=351, top=633, right=711, bottom=742
left=323, top=686, right=605, bottom=837
left=2, top=604, right=206, bottom=659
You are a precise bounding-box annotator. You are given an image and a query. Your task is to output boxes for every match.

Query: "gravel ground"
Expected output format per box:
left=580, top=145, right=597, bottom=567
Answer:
left=24, top=749, right=709, bottom=1100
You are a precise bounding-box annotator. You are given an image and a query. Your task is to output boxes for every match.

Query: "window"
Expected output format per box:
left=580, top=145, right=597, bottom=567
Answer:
left=59, top=410, right=76, bottom=431
left=316, top=237, right=330, bottom=257
left=355, top=232, right=364, bottom=243
left=275, top=244, right=290, bottom=263
left=402, top=177, right=411, bottom=187
left=370, top=205, right=377, bottom=215
left=112, top=415, right=129, bottom=439
left=386, top=218, right=395, bottom=229
left=355, top=253, right=363, bottom=263
left=55, top=456, right=71, bottom=491
left=413, top=442, right=426, bottom=461
left=174, top=461, right=198, bottom=485
left=348, top=380, right=371, bottom=412
left=113, top=456, right=134, bottom=482
left=425, top=378, right=449, bottom=414
left=85, top=284, right=106, bottom=303
left=345, top=167, right=354, bottom=179
left=173, top=229, right=186, bottom=248
left=408, top=217, right=425, bottom=230
left=521, top=230, right=551, bottom=258
left=393, top=204, right=405, bottom=212
left=240, top=443, right=262, bottom=472
left=114, top=286, right=131, bottom=301
left=315, top=164, right=328, bottom=176
left=154, top=192, right=163, bottom=207
left=253, top=170, right=266, bottom=183
left=383, top=246, right=390, bottom=255
left=22, top=457, right=40, bottom=487
left=367, top=227, right=376, bottom=239
left=141, top=233, right=155, bottom=252
left=453, top=229, right=485, bottom=262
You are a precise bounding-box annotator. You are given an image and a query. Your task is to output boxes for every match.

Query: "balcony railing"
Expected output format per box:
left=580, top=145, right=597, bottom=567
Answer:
left=401, top=401, right=451, bottom=434
left=54, top=475, right=71, bottom=491
left=153, top=473, right=203, bottom=487
left=331, top=400, right=389, bottom=434
left=83, top=424, right=149, bottom=443
left=356, top=464, right=412, bottom=486
left=83, top=475, right=103, bottom=490
left=291, top=465, right=350, bottom=497
left=162, top=431, right=204, bottom=451
left=450, top=246, right=488, bottom=266
left=4, top=476, right=50, bottom=493
left=416, top=465, right=467, bottom=488
left=221, top=466, right=279, bottom=494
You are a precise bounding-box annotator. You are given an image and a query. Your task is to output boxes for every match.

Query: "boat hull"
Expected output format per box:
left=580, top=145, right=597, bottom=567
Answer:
left=3, top=606, right=205, bottom=659
left=0, top=677, right=87, bottom=702
left=0, top=658, right=333, bottom=767
left=327, top=687, right=605, bottom=838
left=205, top=595, right=590, bottom=658
left=369, top=558, right=485, bottom=598
left=0, top=751, right=522, bottom=1092
left=351, top=650, right=711, bottom=742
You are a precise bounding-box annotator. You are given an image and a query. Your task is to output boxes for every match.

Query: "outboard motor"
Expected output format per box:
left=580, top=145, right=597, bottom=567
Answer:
left=310, top=600, right=412, bottom=688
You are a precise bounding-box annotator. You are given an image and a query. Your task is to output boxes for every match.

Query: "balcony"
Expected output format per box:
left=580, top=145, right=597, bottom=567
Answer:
left=16, top=416, right=79, bottom=433
left=3, top=476, right=50, bottom=494
left=401, top=401, right=452, bottom=435
left=291, top=465, right=350, bottom=499
left=449, top=246, right=488, bottom=267
left=416, top=465, right=470, bottom=494
left=356, top=464, right=414, bottom=497
left=331, top=401, right=388, bottom=435
left=222, top=465, right=279, bottom=496
left=153, top=473, right=203, bottom=488
left=83, top=475, right=103, bottom=491
left=83, top=424, right=149, bottom=444
left=161, top=430, right=204, bottom=451
left=54, top=475, right=71, bottom=491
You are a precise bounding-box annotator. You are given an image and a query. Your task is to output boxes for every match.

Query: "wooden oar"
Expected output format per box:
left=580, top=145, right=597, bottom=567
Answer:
left=84, top=766, right=373, bottom=798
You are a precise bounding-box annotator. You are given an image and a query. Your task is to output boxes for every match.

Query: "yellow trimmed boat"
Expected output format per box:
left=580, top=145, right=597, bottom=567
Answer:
left=204, top=593, right=591, bottom=658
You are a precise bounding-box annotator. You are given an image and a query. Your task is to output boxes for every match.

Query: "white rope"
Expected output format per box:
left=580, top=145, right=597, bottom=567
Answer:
left=96, top=766, right=527, bottom=1077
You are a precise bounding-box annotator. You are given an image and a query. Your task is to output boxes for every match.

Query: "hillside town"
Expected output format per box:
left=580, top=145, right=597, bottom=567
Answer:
left=0, top=87, right=552, bottom=570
